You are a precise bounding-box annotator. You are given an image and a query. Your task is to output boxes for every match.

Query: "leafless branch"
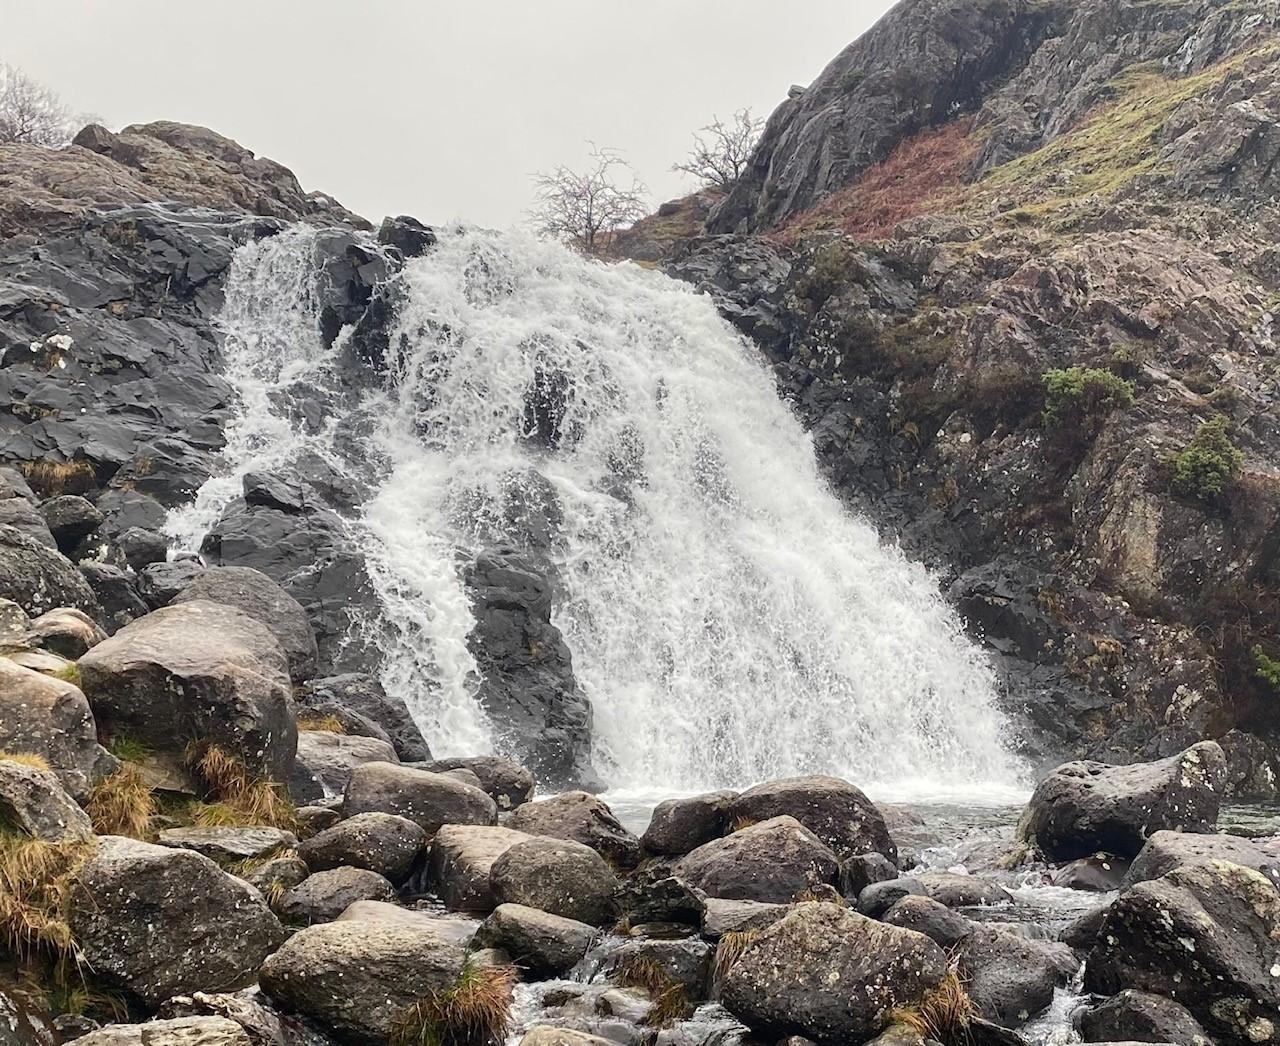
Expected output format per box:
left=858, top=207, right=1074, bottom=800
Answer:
left=672, top=108, right=764, bottom=192
left=529, top=143, right=649, bottom=258
left=0, top=63, right=81, bottom=146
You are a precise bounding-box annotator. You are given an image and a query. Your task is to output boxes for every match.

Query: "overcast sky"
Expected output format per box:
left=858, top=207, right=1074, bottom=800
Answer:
left=2, top=1, right=893, bottom=227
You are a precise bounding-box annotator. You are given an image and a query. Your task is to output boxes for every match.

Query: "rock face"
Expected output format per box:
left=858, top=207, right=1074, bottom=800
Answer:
left=720, top=902, right=948, bottom=1045
left=70, top=836, right=285, bottom=1008
left=341, top=762, right=497, bottom=833
left=1019, top=743, right=1226, bottom=860
left=1085, top=860, right=1280, bottom=1046
left=727, top=776, right=897, bottom=863
left=78, top=601, right=297, bottom=781
left=464, top=549, right=594, bottom=788
left=675, top=816, right=840, bottom=903
left=171, top=566, right=319, bottom=682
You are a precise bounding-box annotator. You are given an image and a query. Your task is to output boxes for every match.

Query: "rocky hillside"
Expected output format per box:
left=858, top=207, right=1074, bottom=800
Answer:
left=628, top=0, right=1280, bottom=782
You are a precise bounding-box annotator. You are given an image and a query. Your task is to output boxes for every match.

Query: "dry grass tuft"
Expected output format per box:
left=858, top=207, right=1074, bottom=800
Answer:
left=614, top=955, right=691, bottom=1027
left=392, top=960, right=518, bottom=1046
left=189, top=744, right=297, bottom=831
left=0, top=828, right=93, bottom=966
left=19, top=458, right=97, bottom=496
left=0, top=752, right=53, bottom=770
left=712, top=928, right=761, bottom=995
left=85, top=764, right=156, bottom=839
left=296, top=714, right=346, bottom=734
left=890, top=968, right=978, bottom=1045
left=728, top=814, right=757, bottom=833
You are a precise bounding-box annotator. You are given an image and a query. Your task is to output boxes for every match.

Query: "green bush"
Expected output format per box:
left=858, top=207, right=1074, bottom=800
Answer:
left=1254, top=645, right=1280, bottom=689
left=794, top=242, right=859, bottom=308
left=1042, top=367, right=1135, bottom=429
left=1171, top=416, right=1243, bottom=502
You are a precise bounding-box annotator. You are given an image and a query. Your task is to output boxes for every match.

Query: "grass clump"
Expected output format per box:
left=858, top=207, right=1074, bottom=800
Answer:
left=0, top=827, right=93, bottom=966
left=296, top=714, right=346, bottom=734
left=712, top=928, right=761, bottom=995
left=107, top=736, right=151, bottom=764
left=793, top=242, right=861, bottom=308
left=392, top=960, right=517, bottom=1046
left=189, top=744, right=297, bottom=831
left=614, top=955, right=691, bottom=1027
left=84, top=764, right=156, bottom=839
left=0, top=752, right=52, bottom=770
left=889, top=968, right=978, bottom=1045
left=1170, top=416, right=1243, bottom=502
left=51, top=662, right=82, bottom=688
left=1042, top=367, right=1134, bottom=431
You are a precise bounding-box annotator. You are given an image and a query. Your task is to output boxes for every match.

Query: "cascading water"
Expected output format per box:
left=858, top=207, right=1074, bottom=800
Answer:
left=175, top=223, right=1025, bottom=797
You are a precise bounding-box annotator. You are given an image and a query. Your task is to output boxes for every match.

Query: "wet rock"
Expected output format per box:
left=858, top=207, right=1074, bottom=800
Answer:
left=675, top=816, right=840, bottom=904
left=79, top=562, right=149, bottom=633
left=38, top=494, right=103, bottom=551
left=378, top=215, right=436, bottom=259
left=1019, top=742, right=1226, bottom=861
left=23, top=606, right=106, bottom=658
left=138, top=559, right=207, bottom=609
left=116, top=527, right=169, bottom=571
left=427, top=824, right=533, bottom=910
left=155, top=826, right=297, bottom=863
left=0, top=758, right=94, bottom=841
left=277, top=866, right=397, bottom=924
left=959, top=927, right=1079, bottom=1027
left=918, top=872, right=1011, bottom=908
left=0, top=657, right=111, bottom=797
left=720, top=902, right=947, bottom=1046
left=609, top=937, right=714, bottom=999
left=464, top=549, right=594, bottom=788
left=68, top=1017, right=252, bottom=1046
left=475, top=902, right=597, bottom=977
left=289, top=731, right=398, bottom=804
left=298, top=673, right=430, bottom=762
left=0, top=498, right=56, bottom=548
left=258, top=917, right=468, bottom=1042
left=727, top=776, right=896, bottom=863
left=341, top=762, right=496, bottom=833
left=641, top=791, right=736, bottom=856
left=490, top=836, right=620, bottom=925
left=840, top=852, right=898, bottom=899
left=882, top=895, right=975, bottom=949
left=70, top=836, right=285, bottom=1008
left=172, top=566, right=319, bottom=681
left=700, top=897, right=790, bottom=938
left=509, top=792, right=641, bottom=868
left=419, top=755, right=535, bottom=810
left=0, top=524, right=100, bottom=617
left=298, top=811, right=427, bottom=886
left=1085, top=860, right=1280, bottom=1046
left=1051, top=855, right=1130, bottom=892
left=78, top=600, right=297, bottom=782
left=1123, top=829, right=1280, bottom=889
left=856, top=877, right=926, bottom=918
left=1079, top=990, right=1212, bottom=1046
left=1060, top=904, right=1109, bottom=950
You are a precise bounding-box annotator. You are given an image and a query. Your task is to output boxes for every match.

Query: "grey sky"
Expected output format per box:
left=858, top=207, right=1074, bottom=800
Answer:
left=2, top=1, right=893, bottom=227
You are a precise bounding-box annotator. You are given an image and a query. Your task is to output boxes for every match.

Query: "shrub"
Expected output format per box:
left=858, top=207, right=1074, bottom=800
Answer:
left=392, top=960, right=517, bottom=1046
left=793, top=242, right=860, bottom=307
left=1041, top=367, right=1135, bottom=430
left=1171, top=416, right=1243, bottom=501
left=1254, top=646, right=1280, bottom=689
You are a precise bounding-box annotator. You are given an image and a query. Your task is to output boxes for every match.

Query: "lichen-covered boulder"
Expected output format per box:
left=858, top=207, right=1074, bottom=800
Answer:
left=675, top=816, right=840, bottom=903
left=1079, top=989, right=1213, bottom=1046
left=1019, top=742, right=1226, bottom=860
left=277, top=866, right=396, bottom=924
left=341, top=762, right=496, bottom=833
left=1123, top=829, right=1280, bottom=888
left=298, top=811, right=427, bottom=885
left=78, top=600, right=297, bottom=781
left=508, top=791, right=640, bottom=867
left=720, top=902, right=947, bottom=1045
left=0, top=758, right=94, bottom=841
left=474, top=902, right=596, bottom=977
left=727, top=776, right=897, bottom=863
left=70, top=836, right=285, bottom=1007
left=490, top=836, right=619, bottom=925
left=0, top=524, right=100, bottom=617
left=427, top=824, right=532, bottom=910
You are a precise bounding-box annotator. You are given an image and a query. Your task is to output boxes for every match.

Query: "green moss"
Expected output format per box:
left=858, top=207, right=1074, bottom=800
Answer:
left=107, top=737, right=151, bottom=764
left=794, top=242, right=860, bottom=307
left=1170, top=416, right=1244, bottom=501
left=1254, top=645, right=1280, bottom=688
left=1042, top=367, right=1135, bottom=429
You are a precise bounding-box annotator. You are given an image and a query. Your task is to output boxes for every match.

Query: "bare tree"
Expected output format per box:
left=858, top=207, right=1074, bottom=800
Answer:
left=530, top=144, right=649, bottom=258
left=0, top=63, right=79, bottom=146
left=673, top=108, right=764, bottom=191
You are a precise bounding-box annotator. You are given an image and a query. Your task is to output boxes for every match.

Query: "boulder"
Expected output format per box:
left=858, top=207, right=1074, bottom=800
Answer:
left=0, top=598, right=28, bottom=641
left=295, top=805, right=340, bottom=835
left=0, top=524, right=100, bottom=617
left=958, top=927, right=1079, bottom=1027
left=840, top=852, right=898, bottom=899
left=289, top=731, right=399, bottom=804
left=378, top=214, right=436, bottom=258
left=155, top=826, right=297, bottom=863
left=674, top=816, right=839, bottom=904
left=70, top=836, right=285, bottom=1007
left=77, top=600, right=296, bottom=781
left=701, top=897, right=790, bottom=939
left=0, top=657, right=111, bottom=797
left=490, top=836, right=619, bottom=925
left=0, top=497, right=56, bottom=548
left=1123, top=829, right=1280, bottom=889
left=882, top=895, right=975, bottom=949
left=720, top=902, right=947, bottom=1046
left=241, top=854, right=309, bottom=899
left=0, top=758, right=94, bottom=841
left=277, top=866, right=396, bottom=924
left=616, top=865, right=707, bottom=925
left=23, top=607, right=106, bottom=658
left=38, top=494, right=103, bottom=551
left=1060, top=904, right=1109, bottom=950
left=297, top=673, right=430, bottom=761
left=1079, top=990, right=1213, bottom=1046
left=419, top=756, right=535, bottom=810
left=258, top=917, right=468, bottom=1043
left=857, top=877, right=926, bottom=918
left=67, top=1017, right=252, bottom=1046
left=608, top=937, right=714, bottom=998
left=474, top=902, right=596, bottom=976
left=727, top=776, right=897, bottom=863
left=509, top=791, right=641, bottom=867
left=1085, top=860, right=1280, bottom=1046
left=427, top=824, right=533, bottom=910
left=341, top=762, right=496, bottom=833
left=297, top=812, right=427, bottom=885
left=519, top=1031, right=615, bottom=1046
left=116, top=527, right=170, bottom=571
left=641, top=791, right=737, bottom=855
left=1051, top=855, right=1129, bottom=892
left=79, top=562, right=150, bottom=634
left=918, top=872, right=1011, bottom=908
left=1018, top=742, right=1226, bottom=861
left=138, top=560, right=206, bottom=609
left=171, top=566, right=319, bottom=681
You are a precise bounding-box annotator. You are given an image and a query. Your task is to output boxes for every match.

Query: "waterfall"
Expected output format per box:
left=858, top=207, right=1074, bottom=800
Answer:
left=177, top=224, right=1024, bottom=796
